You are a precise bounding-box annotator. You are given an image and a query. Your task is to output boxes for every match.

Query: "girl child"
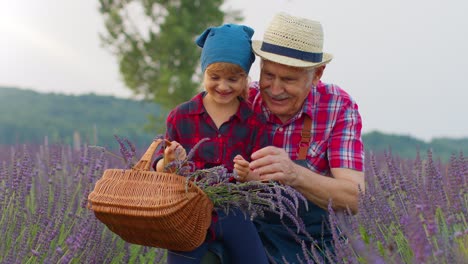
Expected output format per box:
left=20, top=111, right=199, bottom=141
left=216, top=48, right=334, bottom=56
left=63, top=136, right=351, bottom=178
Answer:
left=155, top=24, right=269, bottom=263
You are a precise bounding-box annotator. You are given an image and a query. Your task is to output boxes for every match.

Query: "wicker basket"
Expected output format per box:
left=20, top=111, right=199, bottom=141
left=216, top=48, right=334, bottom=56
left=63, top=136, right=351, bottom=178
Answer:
left=87, top=139, right=214, bottom=251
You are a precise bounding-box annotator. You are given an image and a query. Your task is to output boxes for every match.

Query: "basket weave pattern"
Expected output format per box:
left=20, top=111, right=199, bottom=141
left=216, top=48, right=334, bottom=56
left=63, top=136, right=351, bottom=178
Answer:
left=88, top=139, right=214, bottom=251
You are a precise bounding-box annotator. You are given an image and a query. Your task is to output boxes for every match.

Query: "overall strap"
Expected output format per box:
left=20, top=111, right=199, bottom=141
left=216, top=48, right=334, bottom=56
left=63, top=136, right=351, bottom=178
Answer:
left=298, top=115, right=312, bottom=160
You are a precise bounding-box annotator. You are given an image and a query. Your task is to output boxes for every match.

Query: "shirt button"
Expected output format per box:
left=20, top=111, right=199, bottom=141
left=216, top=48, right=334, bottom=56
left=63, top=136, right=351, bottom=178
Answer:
left=217, top=134, right=221, bottom=138
left=278, top=127, right=283, bottom=132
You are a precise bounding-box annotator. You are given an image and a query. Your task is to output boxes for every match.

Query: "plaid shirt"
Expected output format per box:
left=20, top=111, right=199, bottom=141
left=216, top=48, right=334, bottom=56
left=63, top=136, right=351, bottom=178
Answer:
left=165, top=92, right=269, bottom=171
left=249, top=81, right=364, bottom=175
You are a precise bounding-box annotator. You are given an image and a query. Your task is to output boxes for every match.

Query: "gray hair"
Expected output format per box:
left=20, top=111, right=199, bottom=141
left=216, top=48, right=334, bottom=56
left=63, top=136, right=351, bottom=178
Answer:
left=260, top=59, right=317, bottom=76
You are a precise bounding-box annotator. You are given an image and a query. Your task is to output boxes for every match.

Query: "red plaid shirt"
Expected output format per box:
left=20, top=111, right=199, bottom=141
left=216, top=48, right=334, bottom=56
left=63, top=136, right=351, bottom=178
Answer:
left=249, top=81, right=364, bottom=175
left=165, top=92, right=269, bottom=171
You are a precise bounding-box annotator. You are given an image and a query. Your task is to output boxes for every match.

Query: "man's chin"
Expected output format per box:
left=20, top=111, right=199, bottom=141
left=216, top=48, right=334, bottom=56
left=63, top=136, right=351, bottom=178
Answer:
left=268, top=105, right=286, bottom=116
left=268, top=101, right=290, bottom=113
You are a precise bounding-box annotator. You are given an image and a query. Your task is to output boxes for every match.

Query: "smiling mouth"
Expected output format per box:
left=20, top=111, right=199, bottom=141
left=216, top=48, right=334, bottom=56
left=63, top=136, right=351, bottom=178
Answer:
left=270, top=95, right=290, bottom=104
left=272, top=97, right=288, bottom=101
left=217, top=90, right=233, bottom=96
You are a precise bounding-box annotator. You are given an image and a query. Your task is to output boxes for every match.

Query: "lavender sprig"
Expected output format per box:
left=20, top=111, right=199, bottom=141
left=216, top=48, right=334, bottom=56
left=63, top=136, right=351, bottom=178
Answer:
left=161, top=138, right=307, bottom=234
left=113, top=135, right=137, bottom=169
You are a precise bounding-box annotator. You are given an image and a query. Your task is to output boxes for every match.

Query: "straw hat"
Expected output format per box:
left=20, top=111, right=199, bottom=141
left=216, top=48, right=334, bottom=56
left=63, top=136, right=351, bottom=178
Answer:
left=252, top=12, right=333, bottom=68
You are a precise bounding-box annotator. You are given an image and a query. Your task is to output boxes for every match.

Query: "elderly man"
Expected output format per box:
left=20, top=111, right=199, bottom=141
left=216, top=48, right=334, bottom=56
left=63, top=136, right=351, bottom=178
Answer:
left=205, top=12, right=365, bottom=264
left=244, top=12, right=365, bottom=263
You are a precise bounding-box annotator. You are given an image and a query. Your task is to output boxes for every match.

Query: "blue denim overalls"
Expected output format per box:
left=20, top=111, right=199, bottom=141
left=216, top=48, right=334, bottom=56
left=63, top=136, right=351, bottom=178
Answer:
left=253, top=159, right=333, bottom=263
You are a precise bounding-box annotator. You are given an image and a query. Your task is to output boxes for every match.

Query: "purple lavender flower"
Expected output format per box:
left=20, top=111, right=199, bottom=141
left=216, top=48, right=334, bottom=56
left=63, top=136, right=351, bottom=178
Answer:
left=2, top=137, right=465, bottom=263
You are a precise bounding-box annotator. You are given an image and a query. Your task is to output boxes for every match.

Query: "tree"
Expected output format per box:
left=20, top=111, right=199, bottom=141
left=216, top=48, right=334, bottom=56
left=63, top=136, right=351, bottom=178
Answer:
left=98, top=0, right=242, bottom=111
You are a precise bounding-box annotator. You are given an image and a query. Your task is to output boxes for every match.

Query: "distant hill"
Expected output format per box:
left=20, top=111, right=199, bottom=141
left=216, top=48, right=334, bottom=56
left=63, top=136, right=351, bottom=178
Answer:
left=0, top=86, right=161, bottom=149
left=1, top=86, right=466, bottom=160
left=362, top=131, right=467, bottom=161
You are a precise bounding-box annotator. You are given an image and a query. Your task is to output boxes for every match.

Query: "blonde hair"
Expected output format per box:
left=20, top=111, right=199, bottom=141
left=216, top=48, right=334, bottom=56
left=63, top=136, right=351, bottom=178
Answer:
left=205, top=62, right=249, bottom=99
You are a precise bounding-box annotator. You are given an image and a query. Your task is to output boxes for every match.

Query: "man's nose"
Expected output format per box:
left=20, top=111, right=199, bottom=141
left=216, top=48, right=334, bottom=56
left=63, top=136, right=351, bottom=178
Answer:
left=269, top=78, right=284, bottom=95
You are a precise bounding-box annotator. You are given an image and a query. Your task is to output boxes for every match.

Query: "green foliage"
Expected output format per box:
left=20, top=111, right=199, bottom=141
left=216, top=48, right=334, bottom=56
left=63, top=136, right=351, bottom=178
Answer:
left=98, top=0, right=239, bottom=111
left=0, top=87, right=159, bottom=149
left=1, top=87, right=467, bottom=160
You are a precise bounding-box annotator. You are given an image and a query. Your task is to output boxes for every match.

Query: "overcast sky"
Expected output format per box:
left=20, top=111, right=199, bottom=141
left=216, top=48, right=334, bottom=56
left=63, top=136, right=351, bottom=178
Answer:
left=1, top=0, right=467, bottom=141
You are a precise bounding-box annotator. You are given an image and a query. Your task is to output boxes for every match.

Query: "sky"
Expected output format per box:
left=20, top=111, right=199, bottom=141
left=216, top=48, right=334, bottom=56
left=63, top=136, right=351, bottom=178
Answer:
left=1, top=0, right=467, bottom=141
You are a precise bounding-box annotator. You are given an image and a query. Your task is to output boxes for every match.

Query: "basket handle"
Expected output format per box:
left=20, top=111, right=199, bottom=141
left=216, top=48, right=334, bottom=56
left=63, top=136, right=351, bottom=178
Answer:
left=133, top=138, right=164, bottom=171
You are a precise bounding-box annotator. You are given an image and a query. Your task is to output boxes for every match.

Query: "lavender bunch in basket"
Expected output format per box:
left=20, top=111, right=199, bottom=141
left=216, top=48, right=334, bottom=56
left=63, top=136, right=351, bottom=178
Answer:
left=161, top=138, right=309, bottom=235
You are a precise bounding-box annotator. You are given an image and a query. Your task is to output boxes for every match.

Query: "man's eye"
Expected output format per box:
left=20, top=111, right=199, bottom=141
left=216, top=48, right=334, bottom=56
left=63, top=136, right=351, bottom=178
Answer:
left=283, top=78, right=295, bottom=82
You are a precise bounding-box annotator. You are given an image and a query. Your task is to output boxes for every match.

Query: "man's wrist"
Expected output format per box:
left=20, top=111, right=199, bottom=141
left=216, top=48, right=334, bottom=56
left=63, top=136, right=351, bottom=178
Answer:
left=288, top=163, right=302, bottom=187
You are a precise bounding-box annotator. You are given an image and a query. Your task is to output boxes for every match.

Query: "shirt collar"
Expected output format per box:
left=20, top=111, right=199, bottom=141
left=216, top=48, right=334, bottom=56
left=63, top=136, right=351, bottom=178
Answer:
left=187, top=92, right=206, bottom=115
left=302, top=81, right=322, bottom=118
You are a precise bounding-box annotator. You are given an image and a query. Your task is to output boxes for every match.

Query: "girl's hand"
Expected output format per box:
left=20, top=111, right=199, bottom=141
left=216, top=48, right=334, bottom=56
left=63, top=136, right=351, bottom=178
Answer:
left=163, top=140, right=186, bottom=165
left=234, top=155, right=261, bottom=182
left=156, top=140, right=186, bottom=172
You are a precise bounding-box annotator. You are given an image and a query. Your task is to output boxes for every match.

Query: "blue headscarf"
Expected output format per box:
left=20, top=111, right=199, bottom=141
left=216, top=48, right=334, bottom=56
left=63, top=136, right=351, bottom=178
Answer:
left=196, top=24, right=255, bottom=74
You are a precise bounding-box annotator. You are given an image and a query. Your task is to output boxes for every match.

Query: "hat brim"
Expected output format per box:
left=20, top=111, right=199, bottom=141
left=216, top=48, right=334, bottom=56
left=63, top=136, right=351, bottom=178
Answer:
left=252, top=40, right=333, bottom=68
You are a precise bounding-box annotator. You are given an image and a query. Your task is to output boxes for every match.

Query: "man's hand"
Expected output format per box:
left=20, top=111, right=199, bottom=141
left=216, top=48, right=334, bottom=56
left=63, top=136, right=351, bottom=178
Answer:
left=249, top=146, right=299, bottom=186
left=250, top=146, right=364, bottom=213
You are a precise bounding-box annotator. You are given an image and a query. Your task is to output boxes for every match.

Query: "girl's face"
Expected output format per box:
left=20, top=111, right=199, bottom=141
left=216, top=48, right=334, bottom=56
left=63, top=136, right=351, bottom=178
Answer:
left=203, top=63, right=247, bottom=106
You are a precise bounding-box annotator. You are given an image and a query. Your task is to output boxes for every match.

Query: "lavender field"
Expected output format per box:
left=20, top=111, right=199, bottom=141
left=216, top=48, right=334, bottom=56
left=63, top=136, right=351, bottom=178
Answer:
left=0, top=141, right=466, bottom=263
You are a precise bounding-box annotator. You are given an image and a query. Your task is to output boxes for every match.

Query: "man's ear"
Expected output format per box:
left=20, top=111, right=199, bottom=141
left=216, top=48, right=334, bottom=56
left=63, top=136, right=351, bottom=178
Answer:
left=312, top=65, right=325, bottom=85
